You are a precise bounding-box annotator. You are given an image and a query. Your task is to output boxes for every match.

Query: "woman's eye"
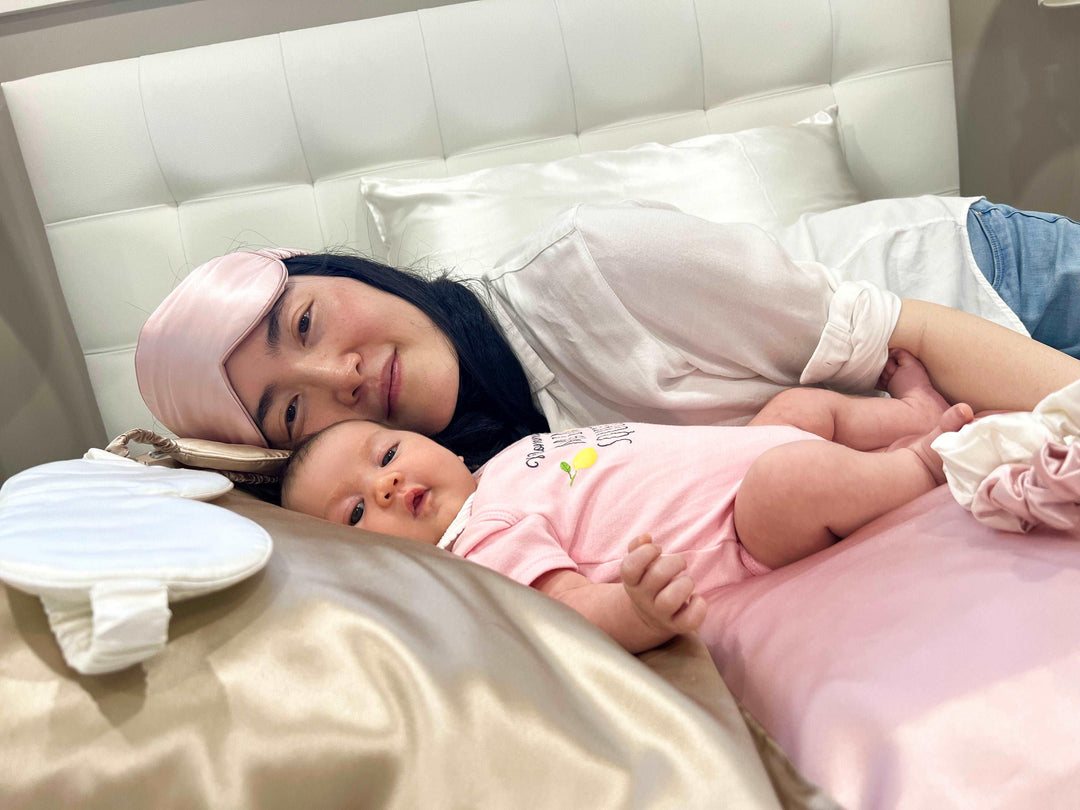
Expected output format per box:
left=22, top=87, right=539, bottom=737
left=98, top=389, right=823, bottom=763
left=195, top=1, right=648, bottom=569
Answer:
left=298, top=307, right=311, bottom=338
left=284, top=398, right=298, bottom=427
left=349, top=501, right=365, bottom=526
left=380, top=445, right=398, bottom=467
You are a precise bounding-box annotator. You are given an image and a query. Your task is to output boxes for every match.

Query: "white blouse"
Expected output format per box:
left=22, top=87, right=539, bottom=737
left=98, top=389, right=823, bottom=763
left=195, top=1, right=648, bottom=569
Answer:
left=482, top=200, right=929, bottom=432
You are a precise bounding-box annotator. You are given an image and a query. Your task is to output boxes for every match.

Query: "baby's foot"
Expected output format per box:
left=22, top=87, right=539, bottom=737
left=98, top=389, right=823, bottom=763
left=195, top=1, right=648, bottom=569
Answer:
left=879, top=349, right=950, bottom=432
left=901, top=402, right=974, bottom=486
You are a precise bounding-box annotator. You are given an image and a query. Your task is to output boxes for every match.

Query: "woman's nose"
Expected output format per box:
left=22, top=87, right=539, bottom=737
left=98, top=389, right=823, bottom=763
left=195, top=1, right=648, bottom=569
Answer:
left=310, top=351, right=363, bottom=404
left=374, top=471, right=401, bottom=507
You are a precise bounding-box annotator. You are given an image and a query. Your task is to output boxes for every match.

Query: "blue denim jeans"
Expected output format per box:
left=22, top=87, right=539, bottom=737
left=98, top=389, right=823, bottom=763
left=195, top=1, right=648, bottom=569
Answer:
left=967, top=199, right=1080, bottom=358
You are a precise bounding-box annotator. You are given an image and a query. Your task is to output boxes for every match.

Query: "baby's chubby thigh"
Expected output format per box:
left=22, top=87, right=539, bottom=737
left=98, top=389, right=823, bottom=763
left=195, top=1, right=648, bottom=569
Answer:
left=732, top=437, right=840, bottom=570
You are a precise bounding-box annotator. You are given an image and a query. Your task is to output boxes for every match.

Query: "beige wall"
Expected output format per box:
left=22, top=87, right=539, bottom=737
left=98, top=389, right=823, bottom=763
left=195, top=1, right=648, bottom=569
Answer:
left=0, top=0, right=467, bottom=481
left=951, top=0, right=1080, bottom=215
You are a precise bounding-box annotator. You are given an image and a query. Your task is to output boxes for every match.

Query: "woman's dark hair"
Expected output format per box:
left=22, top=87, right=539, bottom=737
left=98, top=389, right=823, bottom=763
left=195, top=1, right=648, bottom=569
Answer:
left=283, top=253, right=549, bottom=469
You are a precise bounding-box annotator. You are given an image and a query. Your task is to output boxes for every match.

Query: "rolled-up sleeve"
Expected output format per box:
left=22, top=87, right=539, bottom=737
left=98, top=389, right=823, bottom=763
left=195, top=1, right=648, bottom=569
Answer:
left=799, top=277, right=902, bottom=392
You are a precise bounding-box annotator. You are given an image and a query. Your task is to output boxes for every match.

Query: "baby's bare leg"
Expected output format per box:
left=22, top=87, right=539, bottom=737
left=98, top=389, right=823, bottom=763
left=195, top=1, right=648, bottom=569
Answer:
left=735, top=403, right=973, bottom=569
left=750, top=350, right=949, bottom=451
left=878, top=348, right=951, bottom=426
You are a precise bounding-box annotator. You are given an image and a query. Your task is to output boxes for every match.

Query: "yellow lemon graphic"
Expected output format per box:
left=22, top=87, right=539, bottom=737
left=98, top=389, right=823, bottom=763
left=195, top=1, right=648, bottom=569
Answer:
left=562, top=446, right=599, bottom=486
left=572, top=448, right=597, bottom=469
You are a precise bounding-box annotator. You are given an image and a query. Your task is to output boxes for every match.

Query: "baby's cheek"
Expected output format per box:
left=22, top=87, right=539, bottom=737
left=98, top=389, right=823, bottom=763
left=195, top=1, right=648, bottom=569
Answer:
left=372, top=514, right=437, bottom=546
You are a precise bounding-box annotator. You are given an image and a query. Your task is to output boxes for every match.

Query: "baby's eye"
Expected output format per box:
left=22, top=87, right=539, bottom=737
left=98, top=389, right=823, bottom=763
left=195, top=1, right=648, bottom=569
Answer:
left=298, top=307, right=311, bottom=338
left=381, top=445, right=398, bottom=467
left=349, top=501, right=365, bottom=526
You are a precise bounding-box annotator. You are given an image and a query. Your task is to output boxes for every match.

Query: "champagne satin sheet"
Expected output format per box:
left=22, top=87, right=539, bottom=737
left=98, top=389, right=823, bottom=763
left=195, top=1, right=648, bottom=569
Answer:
left=0, top=491, right=834, bottom=810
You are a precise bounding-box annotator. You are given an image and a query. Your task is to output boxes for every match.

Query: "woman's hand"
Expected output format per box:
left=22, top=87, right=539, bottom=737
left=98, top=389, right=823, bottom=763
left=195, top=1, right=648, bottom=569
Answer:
left=620, top=534, right=706, bottom=635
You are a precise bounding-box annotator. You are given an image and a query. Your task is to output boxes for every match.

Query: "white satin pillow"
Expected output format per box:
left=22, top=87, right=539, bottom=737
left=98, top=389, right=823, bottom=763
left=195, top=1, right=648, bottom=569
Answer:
left=360, top=109, right=861, bottom=274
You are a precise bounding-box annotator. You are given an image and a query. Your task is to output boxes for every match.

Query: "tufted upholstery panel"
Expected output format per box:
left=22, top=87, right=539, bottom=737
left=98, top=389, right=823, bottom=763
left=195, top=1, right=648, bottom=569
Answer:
left=2, top=0, right=959, bottom=440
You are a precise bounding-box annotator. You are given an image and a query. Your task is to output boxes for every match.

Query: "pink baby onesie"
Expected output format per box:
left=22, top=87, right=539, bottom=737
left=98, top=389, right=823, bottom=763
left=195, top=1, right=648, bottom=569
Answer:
left=449, top=422, right=817, bottom=595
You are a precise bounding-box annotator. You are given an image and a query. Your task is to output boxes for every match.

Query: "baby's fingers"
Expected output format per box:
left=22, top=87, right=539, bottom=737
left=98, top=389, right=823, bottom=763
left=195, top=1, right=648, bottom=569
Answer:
left=670, top=595, right=707, bottom=633
left=637, top=552, right=687, bottom=597
left=626, top=533, right=654, bottom=553
left=621, top=541, right=661, bottom=587
left=653, top=574, right=696, bottom=618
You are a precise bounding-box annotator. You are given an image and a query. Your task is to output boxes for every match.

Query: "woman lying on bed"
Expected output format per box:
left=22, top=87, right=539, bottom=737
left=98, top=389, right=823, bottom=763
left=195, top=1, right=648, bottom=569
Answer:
left=135, top=198, right=1080, bottom=467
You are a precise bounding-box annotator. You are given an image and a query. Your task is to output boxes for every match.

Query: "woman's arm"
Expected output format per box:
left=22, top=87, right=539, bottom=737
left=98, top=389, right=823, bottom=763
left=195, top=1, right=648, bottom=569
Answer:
left=891, top=299, right=1080, bottom=412
left=494, top=203, right=1080, bottom=423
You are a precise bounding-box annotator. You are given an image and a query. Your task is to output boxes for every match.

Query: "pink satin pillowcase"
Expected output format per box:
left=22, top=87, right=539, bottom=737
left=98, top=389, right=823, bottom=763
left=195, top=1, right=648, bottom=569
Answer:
left=701, top=486, right=1080, bottom=810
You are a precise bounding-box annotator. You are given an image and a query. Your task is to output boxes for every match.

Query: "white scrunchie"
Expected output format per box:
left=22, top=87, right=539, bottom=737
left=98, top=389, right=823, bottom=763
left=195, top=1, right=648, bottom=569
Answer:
left=932, top=379, right=1080, bottom=532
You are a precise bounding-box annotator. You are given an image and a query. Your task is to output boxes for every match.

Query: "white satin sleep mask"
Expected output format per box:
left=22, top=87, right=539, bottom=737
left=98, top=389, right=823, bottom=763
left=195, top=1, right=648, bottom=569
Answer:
left=0, top=449, right=272, bottom=675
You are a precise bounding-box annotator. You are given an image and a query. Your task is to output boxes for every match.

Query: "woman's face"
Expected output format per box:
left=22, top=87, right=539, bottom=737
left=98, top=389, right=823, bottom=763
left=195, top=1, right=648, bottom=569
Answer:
left=224, top=275, right=460, bottom=449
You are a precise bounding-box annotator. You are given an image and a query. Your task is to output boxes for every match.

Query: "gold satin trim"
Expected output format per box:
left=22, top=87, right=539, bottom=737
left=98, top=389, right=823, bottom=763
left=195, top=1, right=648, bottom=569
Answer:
left=106, top=428, right=289, bottom=482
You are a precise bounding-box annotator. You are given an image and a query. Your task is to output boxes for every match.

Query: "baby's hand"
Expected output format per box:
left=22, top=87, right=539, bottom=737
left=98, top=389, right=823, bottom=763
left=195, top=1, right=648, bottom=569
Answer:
left=620, top=534, right=706, bottom=635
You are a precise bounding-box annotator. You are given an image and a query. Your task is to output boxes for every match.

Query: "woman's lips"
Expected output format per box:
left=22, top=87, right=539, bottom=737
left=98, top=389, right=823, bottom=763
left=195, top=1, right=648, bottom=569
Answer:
left=386, top=350, right=401, bottom=420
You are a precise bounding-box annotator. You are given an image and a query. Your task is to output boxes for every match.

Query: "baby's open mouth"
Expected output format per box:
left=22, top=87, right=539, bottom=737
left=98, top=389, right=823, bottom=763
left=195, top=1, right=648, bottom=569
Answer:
left=407, top=489, right=426, bottom=517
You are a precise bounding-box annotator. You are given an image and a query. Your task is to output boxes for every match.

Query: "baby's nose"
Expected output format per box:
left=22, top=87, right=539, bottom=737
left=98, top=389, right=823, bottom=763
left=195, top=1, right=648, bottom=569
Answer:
left=375, top=472, right=401, bottom=505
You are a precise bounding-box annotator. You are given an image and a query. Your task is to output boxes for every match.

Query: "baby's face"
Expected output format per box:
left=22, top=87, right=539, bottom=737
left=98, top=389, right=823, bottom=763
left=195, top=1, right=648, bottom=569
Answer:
left=284, top=420, right=477, bottom=545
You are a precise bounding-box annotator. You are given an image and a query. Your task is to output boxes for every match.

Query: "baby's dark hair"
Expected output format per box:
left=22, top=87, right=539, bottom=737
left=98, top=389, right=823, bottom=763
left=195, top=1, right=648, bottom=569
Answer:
left=278, top=421, right=346, bottom=509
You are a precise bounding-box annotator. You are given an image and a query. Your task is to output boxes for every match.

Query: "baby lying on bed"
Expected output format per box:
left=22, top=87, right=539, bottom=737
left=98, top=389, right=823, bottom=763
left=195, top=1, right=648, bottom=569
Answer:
left=282, top=350, right=971, bottom=654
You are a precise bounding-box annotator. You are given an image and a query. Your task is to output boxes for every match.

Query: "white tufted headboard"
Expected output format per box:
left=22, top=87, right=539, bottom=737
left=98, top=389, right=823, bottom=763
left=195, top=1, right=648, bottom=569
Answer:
left=2, top=0, right=959, bottom=442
